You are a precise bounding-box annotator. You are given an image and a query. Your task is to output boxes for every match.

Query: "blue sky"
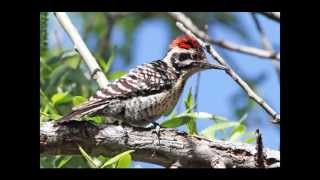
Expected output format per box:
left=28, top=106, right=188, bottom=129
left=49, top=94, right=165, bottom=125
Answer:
left=47, top=12, right=280, bottom=168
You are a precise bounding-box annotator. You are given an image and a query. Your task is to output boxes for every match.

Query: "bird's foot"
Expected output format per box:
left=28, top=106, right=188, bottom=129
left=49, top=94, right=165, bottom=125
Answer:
left=151, top=122, right=161, bottom=146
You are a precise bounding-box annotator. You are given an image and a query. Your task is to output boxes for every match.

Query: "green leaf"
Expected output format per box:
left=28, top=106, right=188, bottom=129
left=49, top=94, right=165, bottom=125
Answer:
left=184, top=88, right=194, bottom=111
left=65, top=55, right=80, bottom=69
left=229, top=124, right=246, bottom=142
left=104, top=47, right=115, bottom=73
left=58, top=155, right=90, bottom=168
left=40, top=155, right=55, bottom=168
left=161, top=116, right=189, bottom=128
left=78, top=145, right=99, bottom=168
left=45, top=64, right=70, bottom=94
left=116, top=153, right=132, bottom=168
left=40, top=111, right=62, bottom=121
left=242, top=131, right=257, bottom=143
left=101, top=150, right=134, bottom=168
left=161, top=112, right=213, bottom=128
left=201, top=121, right=240, bottom=140
left=186, top=118, right=197, bottom=135
left=40, top=12, right=48, bottom=55
left=72, top=96, right=87, bottom=106
left=40, top=57, right=53, bottom=72
left=87, top=116, right=105, bottom=125
left=108, top=71, right=127, bottom=81
left=244, top=136, right=257, bottom=143
left=57, top=156, right=72, bottom=168
left=211, top=115, right=230, bottom=123
left=161, top=111, right=227, bottom=128
left=40, top=89, right=58, bottom=115
left=238, top=113, right=248, bottom=124
left=227, top=113, right=248, bottom=141
left=97, top=56, right=108, bottom=73
left=184, top=112, right=227, bottom=121
left=51, top=92, right=73, bottom=105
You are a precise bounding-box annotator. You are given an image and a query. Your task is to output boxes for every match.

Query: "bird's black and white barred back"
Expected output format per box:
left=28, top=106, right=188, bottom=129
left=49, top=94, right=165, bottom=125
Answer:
left=58, top=34, right=226, bottom=127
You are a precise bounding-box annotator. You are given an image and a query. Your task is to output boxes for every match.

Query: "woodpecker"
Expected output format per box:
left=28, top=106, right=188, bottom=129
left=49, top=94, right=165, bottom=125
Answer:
left=58, top=35, right=226, bottom=127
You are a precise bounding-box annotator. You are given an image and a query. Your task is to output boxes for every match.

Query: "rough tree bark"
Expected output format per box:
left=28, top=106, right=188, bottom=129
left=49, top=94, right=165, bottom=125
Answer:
left=40, top=120, right=280, bottom=168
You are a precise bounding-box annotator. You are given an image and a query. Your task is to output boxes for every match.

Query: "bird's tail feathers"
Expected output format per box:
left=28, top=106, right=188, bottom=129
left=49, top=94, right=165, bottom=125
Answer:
left=57, top=102, right=108, bottom=122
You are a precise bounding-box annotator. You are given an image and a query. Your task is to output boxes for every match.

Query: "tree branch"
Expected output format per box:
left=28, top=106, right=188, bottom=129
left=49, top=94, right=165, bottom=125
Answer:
left=259, top=12, right=280, bottom=22
left=168, top=12, right=280, bottom=61
left=53, top=12, right=109, bottom=89
left=175, top=22, right=280, bottom=124
left=254, top=129, right=266, bottom=168
left=251, top=12, right=280, bottom=81
left=40, top=120, right=280, bottom=168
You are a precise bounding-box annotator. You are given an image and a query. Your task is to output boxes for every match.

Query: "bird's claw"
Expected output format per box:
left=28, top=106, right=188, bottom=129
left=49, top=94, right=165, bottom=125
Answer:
left=151, top=122, right=161, bottom=146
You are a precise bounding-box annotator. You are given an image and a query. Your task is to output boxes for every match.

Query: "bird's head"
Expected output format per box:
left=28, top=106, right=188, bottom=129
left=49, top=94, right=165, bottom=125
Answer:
left=164, top=34, right=226, bottom=77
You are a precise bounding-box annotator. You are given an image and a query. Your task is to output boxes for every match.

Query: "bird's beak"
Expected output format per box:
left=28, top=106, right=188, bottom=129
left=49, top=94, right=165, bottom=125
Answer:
left=200, top=61, right=227, bottom=70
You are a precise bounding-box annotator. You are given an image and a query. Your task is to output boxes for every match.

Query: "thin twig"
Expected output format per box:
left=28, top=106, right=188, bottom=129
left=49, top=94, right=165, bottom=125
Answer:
left=99, top=13, right=114, bottom=62
left=168, top=12, right=280, bottom=61
left=251, top=13, right=273, bottom=50
left=251, top=13, right=280, bottom=81
left=194, top=72, right=201, bottom=112
left=255, top=129, right=265, bottom=168
left=259, top=12, right=280, bottom=22
left=54, top=12, right=109, bottom=89
left=176, top=22, right=280, bottom=124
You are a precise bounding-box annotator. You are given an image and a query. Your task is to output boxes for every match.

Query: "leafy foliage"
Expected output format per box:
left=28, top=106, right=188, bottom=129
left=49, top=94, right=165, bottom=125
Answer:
left=40, top=12, right=48, bottom=55
left=78, top=145, right=134, bottom=168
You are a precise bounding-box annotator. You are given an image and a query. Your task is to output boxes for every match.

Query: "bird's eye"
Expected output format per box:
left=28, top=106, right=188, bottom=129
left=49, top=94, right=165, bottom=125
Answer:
left=192, top=54, right=198, bottom=59
left=179, top=53, right=191, bottom=61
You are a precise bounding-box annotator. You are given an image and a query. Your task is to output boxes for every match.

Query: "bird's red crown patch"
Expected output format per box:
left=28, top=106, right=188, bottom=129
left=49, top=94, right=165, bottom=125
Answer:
left=170, top=35, right=201, bottom=49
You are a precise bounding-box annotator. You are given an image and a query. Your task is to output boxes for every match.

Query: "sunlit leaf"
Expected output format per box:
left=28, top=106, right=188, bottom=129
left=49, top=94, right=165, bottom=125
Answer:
left=65, top=55, right=80, bottom=69
left=108, top=71, right=127, bottom=80
left=244, top=137, right=257, bottom=143
left=97, top=56, right=107, bottom=73
left=78, top=145, right=99, bottom=168
left=40, top=111, right=62, bottom=121
left=187, top=118, right=197, bottom=135
left=116, top=153, right=132, bottom=168
left=92, top=157, right=103, bottom=167
left=242, top=131, right=257, bottom=143
left=101, top=150, right=134, bottom=168
left=57, top=156, right=72, bottom=168
left=184, top=88, right=194, bottom=111
left=229, top=124, right=246, bottom=142
left=40, top=89, right=58, bottom=114
left=161, top=111, right=223, bottom=128
left=51, top=92, right=73, bottom=105
left=226, top=113, right=248, bottom=141
left=161, top=114, right=189, bottom=128
left=104, top=46, right=115, bottom=73
left=238, top=113, right=248, bottom=123
left=87, top=116, right=105, bottom=125
left=72, top=96, right=87, bottom=106
left=201, top=121, right=240, bottom=140
left=58, top=155, right=89, bottom=168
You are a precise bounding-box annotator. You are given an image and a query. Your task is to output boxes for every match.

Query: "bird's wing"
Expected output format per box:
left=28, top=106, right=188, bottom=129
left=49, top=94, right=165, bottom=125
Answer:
left=62, top=60, right=178, bottom=120
left=88, top=60, right=178, bottom=100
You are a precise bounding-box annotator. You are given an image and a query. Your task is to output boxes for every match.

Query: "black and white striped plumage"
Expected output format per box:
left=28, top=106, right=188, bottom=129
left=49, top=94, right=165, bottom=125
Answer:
left=59, top=35, right=226, bottom=127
